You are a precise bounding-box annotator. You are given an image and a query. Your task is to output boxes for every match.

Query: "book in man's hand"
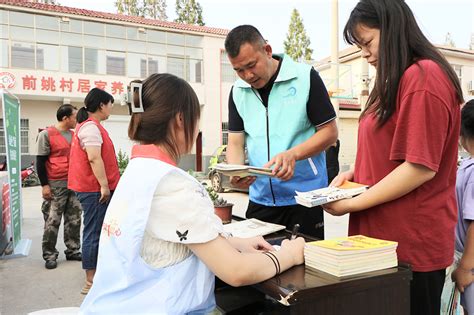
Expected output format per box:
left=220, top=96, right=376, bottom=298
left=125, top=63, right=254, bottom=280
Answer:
left=304, top=235, right=398, bottom=277
left=214, top=163, right=274, bottom=178
left=295, top=180, right=368, bottom=208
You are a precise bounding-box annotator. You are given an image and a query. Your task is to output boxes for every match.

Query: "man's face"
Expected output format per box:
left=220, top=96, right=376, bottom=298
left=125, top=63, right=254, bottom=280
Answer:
left=228, top=42, right=275, bottom=89
left=65, top=110, right=77, bottom=129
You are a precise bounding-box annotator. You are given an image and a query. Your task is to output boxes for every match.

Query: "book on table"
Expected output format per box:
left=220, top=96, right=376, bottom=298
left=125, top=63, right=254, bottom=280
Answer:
left=295, top=180, right=368, bottom=207
left=213, top=163, right=274, bottom=177
left=304, top=235, right=398, bottom=277
left=223, top=218, right=285, bottom=238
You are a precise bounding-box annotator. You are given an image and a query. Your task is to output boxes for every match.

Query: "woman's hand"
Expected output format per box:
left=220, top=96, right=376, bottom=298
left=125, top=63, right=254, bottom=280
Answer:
left=323, top=199, right=353, bottom=216
left=99, top=186, right=111, bottom=204
left=452, top=265, right=474, bottom=293
left=330, top=169, right=354, bottom=187
left=280, top=237, right=305, bottom=265
left=229, top=236, right=273, bottom=253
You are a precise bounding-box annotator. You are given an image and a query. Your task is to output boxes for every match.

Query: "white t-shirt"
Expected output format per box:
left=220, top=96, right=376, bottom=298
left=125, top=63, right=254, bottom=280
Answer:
left=140, top=169, right=223, bottom=268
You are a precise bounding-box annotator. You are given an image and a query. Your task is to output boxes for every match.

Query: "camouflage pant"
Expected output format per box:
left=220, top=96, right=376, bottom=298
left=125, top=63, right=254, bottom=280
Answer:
left=41, top=186, right=82, bottom=261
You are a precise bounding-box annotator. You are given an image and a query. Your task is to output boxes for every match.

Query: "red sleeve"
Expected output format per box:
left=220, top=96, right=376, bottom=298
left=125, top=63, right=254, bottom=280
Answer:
left=390, top=90, right=451, bottom=172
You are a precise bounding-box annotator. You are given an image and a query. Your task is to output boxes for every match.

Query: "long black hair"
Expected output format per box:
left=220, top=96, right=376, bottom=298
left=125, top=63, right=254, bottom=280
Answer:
left=77, top=88, right=114, bottom=123
left=343, top=0, right=464, bottom=126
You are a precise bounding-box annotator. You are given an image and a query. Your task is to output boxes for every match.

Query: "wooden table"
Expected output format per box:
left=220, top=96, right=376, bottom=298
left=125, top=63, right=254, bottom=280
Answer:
left=215, top=231, right=412, bottom=315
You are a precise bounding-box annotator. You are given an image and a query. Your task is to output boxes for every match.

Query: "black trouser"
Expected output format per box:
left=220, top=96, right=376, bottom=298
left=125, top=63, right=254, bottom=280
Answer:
left=410, top=269, right=446, bottom=315
left=246, top=200, right=324, bottom=239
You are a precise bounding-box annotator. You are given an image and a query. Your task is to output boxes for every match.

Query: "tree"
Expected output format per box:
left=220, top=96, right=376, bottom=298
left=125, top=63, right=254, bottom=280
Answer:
left=115, top=0, right=141, bottom=16
left=143, top=0, right=167, bottom=20
left=175, top=0, right=205, bottom=26
left=444, top=32, right=456, bottom=47
left=284, top=8, right=313, bottom=62
left=115, top=0, right=167, bottom=20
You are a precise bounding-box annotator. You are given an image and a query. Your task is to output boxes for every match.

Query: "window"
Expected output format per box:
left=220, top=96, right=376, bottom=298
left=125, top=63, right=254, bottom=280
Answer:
left=83, top=35, right=106, bottom=49
left=221, top=50, right=237, bottom=82
left=148, top=58, right=158, bottom=75
left=0, top=40, right=8, bottom=67
left=147, top=55, right=165, bottom=74
left=85, top=48, right=98, bottom=74
left=186, top=35, right=203, bottom=47
left=0, top=24, right=7, bottom=39
left=127, top=53, right=146, bottom=78
left=68, top=46, right=83, bottom=73
left=127, top=39, right=146, bottom=53
left=453, top=64, right=462, bottom=81
left=60, top=19, right=82, bottom=33
left=36, top=44, right=59, bottom=71
left=36, top=15, right=59, bottom=30
left=60, top=32, right=82, bottom=46
left=0, top=10, right=8, bottom=24
left=188, top=59, right=202, bottom=83
left=36, top=29, right=60, bottom=44
left=0, top=119, right=29, bottom=154
left=107, top=54, right=125, bottom=76
left=9, top=11, right=33, bottom=27
left=168, top=32, right=185, bottom=46
left=10, top=26, right=34, bottom=40
left=84, top=21, right=104, bottom=36
left=221, top=122, right=229, bottom=145
left=106, top=24, right=125, bottom=38
left=148, top=30, right=166, bottom=43
left=167, top=57, right=185, bottom=79
left=11, top=42, right=35, bottom=69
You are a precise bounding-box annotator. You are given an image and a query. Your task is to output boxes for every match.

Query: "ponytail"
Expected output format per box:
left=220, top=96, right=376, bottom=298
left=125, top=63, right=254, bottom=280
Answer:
left=76, top=107, right=89, bottom=123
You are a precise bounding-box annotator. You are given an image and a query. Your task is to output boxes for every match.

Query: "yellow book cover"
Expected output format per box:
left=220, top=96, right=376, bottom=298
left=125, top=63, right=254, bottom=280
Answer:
left=306, top=235, right=397, bottom=252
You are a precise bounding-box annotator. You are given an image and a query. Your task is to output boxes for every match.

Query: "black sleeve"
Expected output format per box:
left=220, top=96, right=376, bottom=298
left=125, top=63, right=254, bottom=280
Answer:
left=36, top=155, right=49, bottom=186
left=307, top=68, right=337, bottom=126
left=228, top=88, right=245, bottom=132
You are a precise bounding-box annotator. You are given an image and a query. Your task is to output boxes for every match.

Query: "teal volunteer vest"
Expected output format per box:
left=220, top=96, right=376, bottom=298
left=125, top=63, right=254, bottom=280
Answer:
left=232, top=54, right=328, bottom=206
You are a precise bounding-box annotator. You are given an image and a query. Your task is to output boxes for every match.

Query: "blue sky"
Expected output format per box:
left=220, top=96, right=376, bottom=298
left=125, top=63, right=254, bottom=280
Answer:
left=60, top=0, right=473, bottom=60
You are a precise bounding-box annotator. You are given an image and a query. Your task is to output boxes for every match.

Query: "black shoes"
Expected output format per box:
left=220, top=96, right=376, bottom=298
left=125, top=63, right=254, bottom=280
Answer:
left=45, top=260, right=57, bottom=269
left=66, top=252, right=82, bottom=261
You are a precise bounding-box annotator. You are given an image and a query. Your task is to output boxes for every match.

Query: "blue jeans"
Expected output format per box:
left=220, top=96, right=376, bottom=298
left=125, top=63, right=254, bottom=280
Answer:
left=76, top=191, right=113, bottom=270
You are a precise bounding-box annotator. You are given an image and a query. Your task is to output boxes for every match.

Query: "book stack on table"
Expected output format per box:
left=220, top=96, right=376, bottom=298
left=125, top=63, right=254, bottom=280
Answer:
left=304, top=235, right=398, bottom=277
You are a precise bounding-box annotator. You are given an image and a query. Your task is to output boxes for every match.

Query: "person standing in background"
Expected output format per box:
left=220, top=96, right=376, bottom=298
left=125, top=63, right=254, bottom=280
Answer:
left=37, top=104, right=82, bottom=270
left=68, top=88, right=120, bottom=294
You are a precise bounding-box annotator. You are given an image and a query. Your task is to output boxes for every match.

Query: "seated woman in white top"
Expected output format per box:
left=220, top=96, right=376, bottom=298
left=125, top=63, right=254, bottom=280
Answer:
left=80, top=73, right=305, bottom=314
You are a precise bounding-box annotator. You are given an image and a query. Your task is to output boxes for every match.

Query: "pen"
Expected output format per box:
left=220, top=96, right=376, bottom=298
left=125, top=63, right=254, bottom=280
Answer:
left=290, top=224, right=300, bottom=240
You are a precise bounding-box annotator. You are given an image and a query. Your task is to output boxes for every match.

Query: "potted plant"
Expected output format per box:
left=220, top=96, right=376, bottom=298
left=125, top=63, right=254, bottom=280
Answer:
left=206, top=186, right=233, bottom=224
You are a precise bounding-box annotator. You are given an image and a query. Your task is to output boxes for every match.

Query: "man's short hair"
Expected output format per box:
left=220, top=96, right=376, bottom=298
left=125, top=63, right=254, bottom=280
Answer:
left=225, top=25, right=266, bottom=58
left=56, top=104, right=77, bottom=121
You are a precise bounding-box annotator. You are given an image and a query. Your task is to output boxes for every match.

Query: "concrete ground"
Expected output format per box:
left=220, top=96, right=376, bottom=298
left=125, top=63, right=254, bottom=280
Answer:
left=0, top=186, right=349, bottom=315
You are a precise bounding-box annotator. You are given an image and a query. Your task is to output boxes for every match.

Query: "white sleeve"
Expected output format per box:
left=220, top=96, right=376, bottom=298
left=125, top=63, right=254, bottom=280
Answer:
left=146, top=170, right=224, bottom=244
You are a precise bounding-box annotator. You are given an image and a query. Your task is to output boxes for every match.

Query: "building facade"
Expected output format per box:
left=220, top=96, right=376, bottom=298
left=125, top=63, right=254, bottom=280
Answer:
left=0, top=0, right=236, bottom=171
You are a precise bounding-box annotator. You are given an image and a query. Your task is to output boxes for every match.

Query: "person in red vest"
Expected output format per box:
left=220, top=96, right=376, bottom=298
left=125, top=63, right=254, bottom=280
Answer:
left=37, top=104, right=83, bottom=270
left=68, top=88, right=119, bottom=295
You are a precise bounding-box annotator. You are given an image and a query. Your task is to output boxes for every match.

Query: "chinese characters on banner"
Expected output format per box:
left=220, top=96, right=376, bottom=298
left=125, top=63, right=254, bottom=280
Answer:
left=21, top=75, right=125, bottom=95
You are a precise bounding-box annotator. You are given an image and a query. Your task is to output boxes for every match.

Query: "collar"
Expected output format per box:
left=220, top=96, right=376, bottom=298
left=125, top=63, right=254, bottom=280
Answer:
left=459, top=157, right=474, bottom=170
left=131, top=144, right=177, bottom=166
left=234, top=54, right=298, bottom=89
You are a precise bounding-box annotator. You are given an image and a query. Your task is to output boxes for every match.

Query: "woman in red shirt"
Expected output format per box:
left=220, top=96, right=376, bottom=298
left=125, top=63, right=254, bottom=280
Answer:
left=323, top=0, right=464, bottom=314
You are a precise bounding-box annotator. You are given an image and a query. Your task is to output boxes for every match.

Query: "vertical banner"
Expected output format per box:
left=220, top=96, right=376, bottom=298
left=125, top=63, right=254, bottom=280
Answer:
left=1, top=90, right=22, bottom=248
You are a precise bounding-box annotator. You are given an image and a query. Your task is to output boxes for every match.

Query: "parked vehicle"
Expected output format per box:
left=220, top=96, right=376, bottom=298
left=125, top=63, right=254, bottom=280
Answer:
left=208, top=145, right=249, bottom=193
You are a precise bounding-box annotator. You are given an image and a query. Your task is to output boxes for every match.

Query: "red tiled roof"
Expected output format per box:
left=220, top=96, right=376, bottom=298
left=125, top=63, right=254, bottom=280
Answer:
left=0, top=0, right=229, bottom=36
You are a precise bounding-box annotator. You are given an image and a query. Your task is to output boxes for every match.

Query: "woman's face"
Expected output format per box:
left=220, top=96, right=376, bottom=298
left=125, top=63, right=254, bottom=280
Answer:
left=354, top=24, right=380, bottom=69
left=100, top=101, right=113, bottom=120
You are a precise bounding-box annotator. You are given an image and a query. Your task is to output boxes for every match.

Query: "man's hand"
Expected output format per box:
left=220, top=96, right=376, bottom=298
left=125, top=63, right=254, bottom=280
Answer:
left=99, top=186, right=111, bottom=204
left=264, top=150, right=297, bottom=181
left=42, top=185, right=53, bottom=201
left=230, top=175, right=256, bottom=189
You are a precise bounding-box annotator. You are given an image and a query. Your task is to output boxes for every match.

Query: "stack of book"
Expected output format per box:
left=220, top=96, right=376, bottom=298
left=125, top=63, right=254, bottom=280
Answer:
left=214, top=163, right=274, bottom=177
left=295, top=180, right=368, bottom=207
left=304, top=235, right=398, bottom=277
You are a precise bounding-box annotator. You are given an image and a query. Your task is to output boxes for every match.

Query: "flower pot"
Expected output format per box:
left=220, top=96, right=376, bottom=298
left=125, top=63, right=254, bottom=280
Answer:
left=214, top=204, right=233, bottom=224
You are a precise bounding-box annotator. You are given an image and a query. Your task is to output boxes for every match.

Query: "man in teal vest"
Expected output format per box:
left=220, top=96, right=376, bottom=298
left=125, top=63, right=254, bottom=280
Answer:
left=225, top=25, right=338, bottom=239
